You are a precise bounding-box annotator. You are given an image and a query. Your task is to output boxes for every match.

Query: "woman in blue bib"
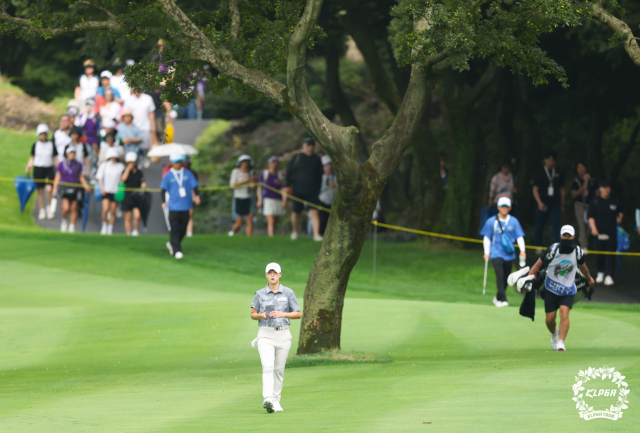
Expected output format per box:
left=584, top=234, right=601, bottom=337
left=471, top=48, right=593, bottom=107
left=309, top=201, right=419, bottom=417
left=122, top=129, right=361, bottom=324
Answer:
left=480, top=197, right=526, bottom=307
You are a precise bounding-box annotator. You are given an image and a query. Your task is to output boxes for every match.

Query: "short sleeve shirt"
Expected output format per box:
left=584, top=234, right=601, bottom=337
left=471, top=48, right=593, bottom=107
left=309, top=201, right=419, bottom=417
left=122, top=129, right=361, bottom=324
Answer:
left=251, top=284, right=301, bottom=327
left=259, top=171, right=283, bottom=200
left=587, top=196, right=622, bottom=236
left=160, top=168, right=199, bottom=211
left=479, top=215, right=525, bottom=261
left=31, top=140, right=57, bottom=167
left=539, top=244, right=585, bottom=296
left=531, top=166, right=565, bottom=206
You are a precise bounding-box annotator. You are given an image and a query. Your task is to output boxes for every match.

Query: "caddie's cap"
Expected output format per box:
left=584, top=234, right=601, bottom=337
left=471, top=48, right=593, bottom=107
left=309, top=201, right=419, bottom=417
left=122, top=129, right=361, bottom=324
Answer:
left=265, top=262, right=282, bottom=274
left=497, top=197, right=511, bottom=208
left=170, top=152, right=186, bottom=163
left=560, top=225, right=575, bottom=236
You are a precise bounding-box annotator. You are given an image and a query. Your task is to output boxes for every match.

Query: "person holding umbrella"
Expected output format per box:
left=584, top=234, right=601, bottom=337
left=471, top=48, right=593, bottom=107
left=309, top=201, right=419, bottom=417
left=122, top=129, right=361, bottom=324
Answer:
left=26, top=124, right=58, bottom=220
left=121, top=152, right=146, bottom=236
left=95, top=147, right=125, bottom=235
left=160, top=152, right=201, bottom=259
left=480, top=197, right=526, bottom=307
left=52, top=147, right=90, bottom=233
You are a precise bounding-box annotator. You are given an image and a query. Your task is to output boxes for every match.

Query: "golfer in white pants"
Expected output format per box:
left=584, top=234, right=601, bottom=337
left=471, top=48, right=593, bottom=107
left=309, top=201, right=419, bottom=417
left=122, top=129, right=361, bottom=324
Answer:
left=251, top=263, right=301, bottom=413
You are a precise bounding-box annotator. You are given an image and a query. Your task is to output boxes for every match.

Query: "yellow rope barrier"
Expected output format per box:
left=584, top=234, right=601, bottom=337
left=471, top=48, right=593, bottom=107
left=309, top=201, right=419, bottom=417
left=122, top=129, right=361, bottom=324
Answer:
left=5, top=176, right=639, bottom=256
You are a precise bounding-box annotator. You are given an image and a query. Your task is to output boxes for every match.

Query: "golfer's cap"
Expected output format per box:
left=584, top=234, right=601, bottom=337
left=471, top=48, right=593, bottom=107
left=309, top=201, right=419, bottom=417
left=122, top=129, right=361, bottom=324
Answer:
left=560, top=225, right=575, bottom=236
left=321, top=155, right=332, bottom=165
left=122, top=109, right=133, bottom=117
left=65, top=146, right=76, bottom=155
left=265, top=263, right=282, bottom=274
left=100, top=70, right=113, bottom=79
left=106, top=148, right=120, bottom=160
left=237, top=154, right=253, bottom=166
left=170, top=152, right=186, bottom=163
left=36, top=124, right=49, bottom=136
left=268, top=156, right=279, bottom=164
left=497, top=197, right=511, bottom=208
left=125, top=152, right=138, bottom=163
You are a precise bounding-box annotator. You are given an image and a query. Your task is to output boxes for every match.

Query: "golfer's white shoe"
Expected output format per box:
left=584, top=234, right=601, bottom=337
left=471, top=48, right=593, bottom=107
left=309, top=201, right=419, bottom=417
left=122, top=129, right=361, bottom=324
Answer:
left=187, top=232, right=193, bottom=238
left=175, top=252, right=183, bottom=259
left=500, top=301, right=509, bottom=307
left=38, top=208, right=46, bottom=220
left=227, top=231, right=234, bottom=237
left=508, top=266, right=530, bottom=286
left=166, top=242, right=174, bottom=256
left=68, top=224, right=75, bottom=233
left=131, top=230, right=139, bottom=237
left=263, top=399, right=275, bottom=414
left=596, top=272, right=604, bottom=284
left=100, top=225, right=107, bottom=235
left=273, top=401, right=283, bottom=412
left=47, top=207, right=55, bottom=219
left=557, top=340, right=566, bottom=351
left=550, top=329, right=559, bottom=350
left=492, top=297, right=506, bottom=307
left=604, top=276, right=614, bottom=286
left=290, top=232, right=298, bottom=240
left=60, top=220, right=68, bottom=233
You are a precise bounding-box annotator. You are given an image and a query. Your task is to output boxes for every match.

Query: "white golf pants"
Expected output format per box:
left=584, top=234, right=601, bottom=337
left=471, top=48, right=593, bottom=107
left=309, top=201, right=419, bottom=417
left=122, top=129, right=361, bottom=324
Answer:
left=257, top=327, right=292, bottom=402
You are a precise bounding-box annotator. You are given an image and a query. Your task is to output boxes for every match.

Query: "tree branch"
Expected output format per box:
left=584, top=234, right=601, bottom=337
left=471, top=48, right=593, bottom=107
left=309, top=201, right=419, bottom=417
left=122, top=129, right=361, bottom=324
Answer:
left=610, top=116, right=640, bottom=182
left=0, top=5, right=123, bottom=36
left=78, top=0, right=117, bottom=20
left=229, top=0, right=240, bottom=38
left=592, top=1, right=640, bottom=67
left=155, top=0, right=287, bottom=106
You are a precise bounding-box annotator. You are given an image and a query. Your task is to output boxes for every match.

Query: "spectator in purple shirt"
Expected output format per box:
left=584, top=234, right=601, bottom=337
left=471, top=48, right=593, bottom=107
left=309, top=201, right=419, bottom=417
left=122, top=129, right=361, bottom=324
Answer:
left=52, top=147, right=90, bottom=233
left=257, top=156, right=287, bottom=237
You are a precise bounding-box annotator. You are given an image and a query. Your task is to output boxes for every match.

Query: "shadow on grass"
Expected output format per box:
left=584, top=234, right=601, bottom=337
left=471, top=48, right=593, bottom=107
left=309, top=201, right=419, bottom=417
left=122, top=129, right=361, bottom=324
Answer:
left=286, top=350, right=393, bottom=368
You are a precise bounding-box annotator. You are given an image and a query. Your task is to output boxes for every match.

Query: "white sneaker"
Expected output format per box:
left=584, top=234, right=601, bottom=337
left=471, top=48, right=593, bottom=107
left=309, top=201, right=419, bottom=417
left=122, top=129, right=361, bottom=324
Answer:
left=313, top=234, right=323, bottom=242
left=273, top=401, right=283, bottom=412
left=500, top=301, right=509, bottom=307
left=38, top=208, right=46, bottom=220
left=116, top=208, right=123, bottom=218
left=68, top=224, right=75, bottom=233
left=557, top=340, right=566, bottom=351
left=100, top=225, right=107, bottom=235
left=596, top=272, right=604, bottom=284
left=604, top=276, right=614, bottom=286
left=143, top=157, right=151, bottom=169
left=186, top=232, right=193, bottom=238
left=175, top=252, right=183, bottom=259
left=60, top=220, right=68, bottom=233
left=107, top=225, right=113, bottom=235
left=131, top=230, right=139, bottom=237
left=166, top=242, right=173, bottom=256
left=492, top=297, right=500, bottom=307
left=228, top=231, right=234, bottom=237
left=46, top=207, right=55, bottom=219
left=550, top=329, right=559, bottom=350
left=290, top=232, right=298, bottom=240
left=263, top=399, right=274, bottom=414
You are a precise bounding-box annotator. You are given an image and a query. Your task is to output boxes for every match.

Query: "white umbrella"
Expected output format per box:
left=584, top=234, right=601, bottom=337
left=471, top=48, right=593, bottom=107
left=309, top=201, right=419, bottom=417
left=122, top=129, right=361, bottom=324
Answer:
left=147, top=143, right=199, bottom=157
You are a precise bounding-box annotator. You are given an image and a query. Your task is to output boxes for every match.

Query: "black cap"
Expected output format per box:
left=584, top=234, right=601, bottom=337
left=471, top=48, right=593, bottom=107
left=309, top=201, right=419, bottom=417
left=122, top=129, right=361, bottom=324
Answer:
left=599, top=179, right=611, bottom=188
left=69, top=126, right=81, bottom=136
left=303, top=136, right=315, bottom=145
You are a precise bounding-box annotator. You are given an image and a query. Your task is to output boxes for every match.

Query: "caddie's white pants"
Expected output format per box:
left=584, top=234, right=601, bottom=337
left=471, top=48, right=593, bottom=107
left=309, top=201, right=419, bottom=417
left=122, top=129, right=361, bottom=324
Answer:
left=257, top=327, right=292, bottom=402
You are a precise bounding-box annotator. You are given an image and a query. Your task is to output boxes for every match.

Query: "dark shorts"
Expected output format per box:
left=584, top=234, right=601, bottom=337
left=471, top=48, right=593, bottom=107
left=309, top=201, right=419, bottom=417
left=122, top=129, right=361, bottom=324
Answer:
left=121, top=193, right=143, bottom=212
left=33, top=166, right=54, bottom=189
left=291, top=190, right=321, bottom=213
left=102, top=193, right=116, bottom=202
left=543, top=290, right=574, bottom=313
left=234, top=197, right=252, bottom=217
left=60, top=186, right=83, bottom=203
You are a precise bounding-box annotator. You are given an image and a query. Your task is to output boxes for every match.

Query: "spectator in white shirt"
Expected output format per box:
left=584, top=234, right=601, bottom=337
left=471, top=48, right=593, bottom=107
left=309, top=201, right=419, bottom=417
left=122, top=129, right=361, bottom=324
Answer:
left=124, top=90, right=156, bottom=150
left=99, top=88, right=122, bottom=132
left=229, top=155, right=256, bottom=236
left=52, top=115, right=73, bottom=158
left=26, top=124, right=58, bottom=220
left=96, top=147, right=125, bottom=235
left=74, top=59, right=99, bottom=105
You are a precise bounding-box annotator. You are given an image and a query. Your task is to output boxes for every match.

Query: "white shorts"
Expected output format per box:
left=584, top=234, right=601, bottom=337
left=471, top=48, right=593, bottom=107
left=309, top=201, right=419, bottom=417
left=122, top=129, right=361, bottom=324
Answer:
left=263, top=198, right=285, bottom=216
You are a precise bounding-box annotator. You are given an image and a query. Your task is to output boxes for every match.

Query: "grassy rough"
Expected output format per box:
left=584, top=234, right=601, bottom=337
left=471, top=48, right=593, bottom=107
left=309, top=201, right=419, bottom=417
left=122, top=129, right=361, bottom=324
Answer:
left=287, top=350, right=393, bottom=368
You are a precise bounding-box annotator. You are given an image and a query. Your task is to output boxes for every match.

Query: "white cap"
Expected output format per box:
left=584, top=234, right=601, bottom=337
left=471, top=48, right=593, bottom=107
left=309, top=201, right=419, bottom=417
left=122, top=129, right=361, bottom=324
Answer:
left=265, top=262, right=282, bottom=274
left=125, top=152, right=138, bottom=163
left=125, top=59, right=135, bottom=67
left=106, top=148, right=120, bottom=160
left=170, top=152, right=186, bottom=163
left=65, top=146, right=76, bottom=155
left=169, top=109, right=178, bottom=119
left=497, top=197, right=511, bottom=208
left=100, top=70, right=113, bottom=79
left=67, top=99, right=80, bottom=109
left=236, top=154, right=253, bottom=167
left=560, top=225, right=575, bottom=236
left=268, top=156, right=279, bottom=164
left=36, top=124, right=49, bottom=136
left=321, top=155, right=332, bottom=165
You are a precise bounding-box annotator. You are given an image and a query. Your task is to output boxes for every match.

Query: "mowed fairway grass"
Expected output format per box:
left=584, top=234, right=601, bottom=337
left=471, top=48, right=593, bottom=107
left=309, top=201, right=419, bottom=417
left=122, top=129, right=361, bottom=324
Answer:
left=0, top=229, right=638, bottom=433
